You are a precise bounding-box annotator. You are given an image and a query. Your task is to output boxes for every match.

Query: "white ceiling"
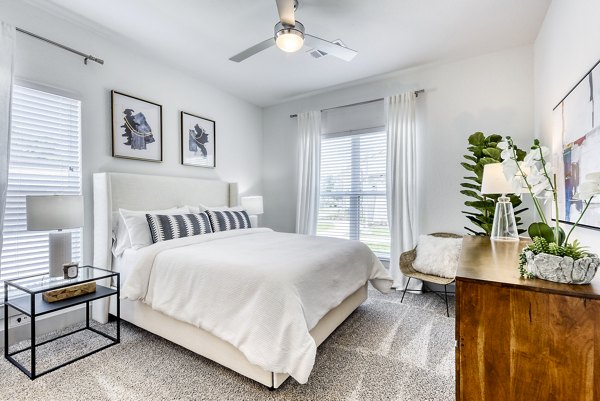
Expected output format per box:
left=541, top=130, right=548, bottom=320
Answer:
left=27, top=0, right=550, bottom=107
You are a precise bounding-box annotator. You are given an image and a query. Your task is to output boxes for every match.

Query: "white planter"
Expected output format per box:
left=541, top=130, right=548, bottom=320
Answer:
left=524, top=251, right=600, bottom=284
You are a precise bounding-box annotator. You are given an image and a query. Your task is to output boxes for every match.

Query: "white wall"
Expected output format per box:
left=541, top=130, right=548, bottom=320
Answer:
left=534, top=0, right=600, bottom=255
left=262, top=46, right=535, bottom=235
left=0, top=1, right=263, bottom=264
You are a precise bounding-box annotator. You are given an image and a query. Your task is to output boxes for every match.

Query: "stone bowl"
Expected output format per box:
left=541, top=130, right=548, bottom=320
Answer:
left=524, top=251, right=600, bottom=284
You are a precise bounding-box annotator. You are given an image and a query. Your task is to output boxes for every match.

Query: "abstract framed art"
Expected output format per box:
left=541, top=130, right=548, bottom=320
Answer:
left=111, top=90, right=163, bottom=162
left=553, top=58, right=600, bottom=231
left=181, top=111, right=216, bottom=168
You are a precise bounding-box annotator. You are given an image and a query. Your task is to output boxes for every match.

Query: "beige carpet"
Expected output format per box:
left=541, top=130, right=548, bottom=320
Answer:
left=0, top=287, right=455, bottom=401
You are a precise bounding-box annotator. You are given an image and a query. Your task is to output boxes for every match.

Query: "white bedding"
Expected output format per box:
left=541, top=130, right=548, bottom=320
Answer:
left=121, top=228, right=392, bottom=383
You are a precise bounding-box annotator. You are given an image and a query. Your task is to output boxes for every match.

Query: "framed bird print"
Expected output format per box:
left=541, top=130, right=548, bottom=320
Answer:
left=181, top=111, right=216, bottom=168
left=111, top=91, right=163, bottom=162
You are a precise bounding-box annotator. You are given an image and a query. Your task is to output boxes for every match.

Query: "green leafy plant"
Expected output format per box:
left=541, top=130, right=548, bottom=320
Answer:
left=460, top=132, right=527, bottom=235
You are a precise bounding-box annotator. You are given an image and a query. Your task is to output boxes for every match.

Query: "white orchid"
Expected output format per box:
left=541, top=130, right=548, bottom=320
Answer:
left=526, top=166, right=544, bottom=185
left=565, top=170, right=600, bottom=245
left=500, top=137, right=554, bottom=227
left=502, top=158, right=519, bottom=181
left=504, top=150, right=553, bottom=200
left=510, top=175, right=524, bottom=195
left=522, top=151, right=537, bottom=167
left=574, top=178, right=600, bottom=201
left=497, top=139, right=509, bottom=150
left=531, top=181, right=552, bottom=198
left=497, top=139, right=513, bottom=160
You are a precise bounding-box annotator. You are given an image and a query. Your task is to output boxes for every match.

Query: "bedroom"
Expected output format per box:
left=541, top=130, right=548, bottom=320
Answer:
left=1, top=0, right=600, bottom=400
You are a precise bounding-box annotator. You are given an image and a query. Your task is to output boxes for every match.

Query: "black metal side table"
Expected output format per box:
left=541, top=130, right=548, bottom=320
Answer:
left=3, top=266, right=120, bottom=379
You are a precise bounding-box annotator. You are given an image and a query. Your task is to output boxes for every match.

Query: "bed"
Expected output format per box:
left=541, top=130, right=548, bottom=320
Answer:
left=92, top=172, right=392, bottom=388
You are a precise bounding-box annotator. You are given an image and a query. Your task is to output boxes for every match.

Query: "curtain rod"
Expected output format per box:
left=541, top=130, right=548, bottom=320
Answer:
left=289, top=89, right=424, bottom=118
left=16, top=27, right=104, bottom=65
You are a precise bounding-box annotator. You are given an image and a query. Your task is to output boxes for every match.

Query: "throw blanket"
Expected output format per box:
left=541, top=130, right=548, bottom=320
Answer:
left=121, top=228, right=392, bottom=383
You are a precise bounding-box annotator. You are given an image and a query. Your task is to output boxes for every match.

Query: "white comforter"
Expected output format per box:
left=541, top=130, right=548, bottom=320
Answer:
left=121, top=228, right=392, bottom=383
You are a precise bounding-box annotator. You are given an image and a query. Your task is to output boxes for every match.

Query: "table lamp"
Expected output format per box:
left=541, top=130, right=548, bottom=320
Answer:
left=241, top=196, right=263, bottom=227
left=481, top=163, right=519, bottom=242
left=26, top=195, right=84, bottom=277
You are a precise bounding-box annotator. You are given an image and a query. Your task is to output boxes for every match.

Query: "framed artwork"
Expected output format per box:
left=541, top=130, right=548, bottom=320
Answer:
left=111, top=91, right=163, bottom=162
left=181, top=111, right=216, bottom=168
left=553, top=58, right=600, bottom=230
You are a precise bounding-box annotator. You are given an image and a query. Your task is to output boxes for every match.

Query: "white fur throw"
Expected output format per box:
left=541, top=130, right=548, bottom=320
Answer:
left=412, top=235, right=463, bottom=279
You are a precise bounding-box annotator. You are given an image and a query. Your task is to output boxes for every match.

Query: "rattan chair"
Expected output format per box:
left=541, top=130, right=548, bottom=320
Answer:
left=399, top=232, right=462, bottom=317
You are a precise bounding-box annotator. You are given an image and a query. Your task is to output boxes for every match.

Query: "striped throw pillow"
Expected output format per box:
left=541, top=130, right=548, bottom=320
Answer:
left=146, top=212, right=212, bottom=243
left=207, top=209, right=251, bottom=232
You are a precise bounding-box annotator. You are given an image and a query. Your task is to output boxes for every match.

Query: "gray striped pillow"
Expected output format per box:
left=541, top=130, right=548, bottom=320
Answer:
left=146, top=212, right=212, bottom=243
left=207, top=209, right=251, bottom=232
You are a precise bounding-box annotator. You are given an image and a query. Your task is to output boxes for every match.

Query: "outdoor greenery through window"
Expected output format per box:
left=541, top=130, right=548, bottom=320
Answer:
left=316, top=129, right=390, bottom=258
left=0, top=85, right=82, bottom=301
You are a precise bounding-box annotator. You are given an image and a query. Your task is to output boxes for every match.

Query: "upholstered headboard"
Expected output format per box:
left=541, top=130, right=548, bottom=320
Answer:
left=92, top=172, right=238, bottom=271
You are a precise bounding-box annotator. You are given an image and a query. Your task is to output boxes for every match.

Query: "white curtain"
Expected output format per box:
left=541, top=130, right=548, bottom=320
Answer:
left=386, top=92, right=420, bottom=289
left=0, top=22, right=15, bottom=272
left=296, top=111, right=321, bottom=235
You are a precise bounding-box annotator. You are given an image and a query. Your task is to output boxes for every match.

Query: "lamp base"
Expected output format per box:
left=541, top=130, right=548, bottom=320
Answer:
left=49, top=231, right=72, bottom=277
left=491, top=196, right=519, bottom=242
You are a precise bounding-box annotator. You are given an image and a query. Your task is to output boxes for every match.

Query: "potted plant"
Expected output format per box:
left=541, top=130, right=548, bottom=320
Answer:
left=460, top=132, right=527, bottom=236
left=500, top=137, right=600, bottom=284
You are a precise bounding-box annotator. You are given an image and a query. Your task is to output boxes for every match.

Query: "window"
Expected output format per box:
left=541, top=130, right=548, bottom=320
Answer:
left=316, top=129, right=390, bottom=259
left=1, top=85, right=81, bottom=296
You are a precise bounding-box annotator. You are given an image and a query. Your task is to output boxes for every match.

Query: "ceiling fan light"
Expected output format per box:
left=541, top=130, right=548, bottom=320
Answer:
left=275, top=30, right=304, bottom=53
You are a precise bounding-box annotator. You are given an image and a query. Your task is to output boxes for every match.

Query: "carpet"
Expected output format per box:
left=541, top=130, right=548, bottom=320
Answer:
left=0, top=287, right=455, bottom=401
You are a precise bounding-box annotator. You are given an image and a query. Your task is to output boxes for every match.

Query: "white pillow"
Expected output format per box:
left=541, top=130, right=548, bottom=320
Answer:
left=186, top=205, right=201, bottom=214
left=112, top=212, right=132, bottom=257
left=412, top=235, right=463, bottom=279
left=120, top=207, right=189, bottom=249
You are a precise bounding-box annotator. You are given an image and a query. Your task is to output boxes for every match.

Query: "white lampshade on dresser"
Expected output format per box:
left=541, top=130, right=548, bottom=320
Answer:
left=481, top=163, right=519, bottom=242
left=241, top=196, right=264, bottom=227
left=26, top=195, right=84, bottom=277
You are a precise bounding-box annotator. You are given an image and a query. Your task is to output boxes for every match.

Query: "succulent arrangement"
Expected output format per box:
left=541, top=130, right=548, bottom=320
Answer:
left=518, top=237, right=588, bottom=278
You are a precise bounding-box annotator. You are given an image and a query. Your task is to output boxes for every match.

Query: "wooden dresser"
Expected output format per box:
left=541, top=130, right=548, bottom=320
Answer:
left=456, top=236, right=600, bottom=401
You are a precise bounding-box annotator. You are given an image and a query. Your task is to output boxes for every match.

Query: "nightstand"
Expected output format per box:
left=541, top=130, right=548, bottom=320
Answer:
left=3, top=266, right=120, bottom=379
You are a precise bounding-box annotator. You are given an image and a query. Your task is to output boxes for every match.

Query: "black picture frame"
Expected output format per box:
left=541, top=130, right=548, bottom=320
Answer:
left=180, top=111, right=216, bottom=168
left=552, top=57, right=600, bottom=230
left=111, top=90, right=163, bottom=162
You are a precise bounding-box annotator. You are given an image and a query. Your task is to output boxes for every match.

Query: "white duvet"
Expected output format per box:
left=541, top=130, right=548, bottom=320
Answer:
left=121, top=228, right=393, bottom=383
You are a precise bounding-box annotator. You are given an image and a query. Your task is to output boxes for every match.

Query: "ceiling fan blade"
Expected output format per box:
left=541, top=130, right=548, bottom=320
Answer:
left=229, top=38, right=276, bottom=62
left=275, top=0, right=295, bottom=26
left=304, top=34, right=357, bottom=61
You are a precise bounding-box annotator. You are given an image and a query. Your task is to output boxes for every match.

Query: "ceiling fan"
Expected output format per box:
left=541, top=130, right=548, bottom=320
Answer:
left=229, top=0, right=357, bottom=63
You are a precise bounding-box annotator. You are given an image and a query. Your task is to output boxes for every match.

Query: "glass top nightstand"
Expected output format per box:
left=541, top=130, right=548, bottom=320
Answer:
left=6, top=266, right=115, bottom=294
left=3, top=265, right=120, bottom=379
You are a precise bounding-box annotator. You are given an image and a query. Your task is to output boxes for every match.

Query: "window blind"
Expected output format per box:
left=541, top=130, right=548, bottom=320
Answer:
left=1, top=85, right=81, bottom=298
left=316, top=130, right=390, bottom=259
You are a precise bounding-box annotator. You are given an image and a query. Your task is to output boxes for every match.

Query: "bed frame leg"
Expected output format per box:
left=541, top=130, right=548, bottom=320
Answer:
left=268, top=372, right=276, bottom=391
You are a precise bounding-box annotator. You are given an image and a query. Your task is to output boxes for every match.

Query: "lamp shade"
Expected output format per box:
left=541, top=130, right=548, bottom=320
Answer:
left=481, top=163, right=514, bottom=195
left=241, top=196, right=264, bottom=215
left=26, top=195, right=84, bottom=231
